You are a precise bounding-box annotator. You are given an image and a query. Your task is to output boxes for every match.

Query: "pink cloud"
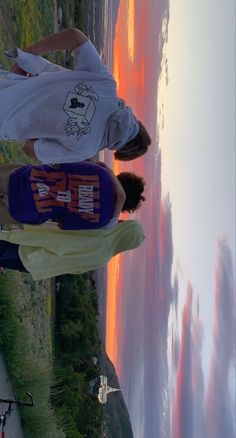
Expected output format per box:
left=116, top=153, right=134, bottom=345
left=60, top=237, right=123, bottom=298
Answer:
left=191, top=318, right=206, bottom=438
left=172, top=286, right=194, bottom=438
left=205, top=239, right=235, bottom=438
left=171, top=238, right=235, bottom=438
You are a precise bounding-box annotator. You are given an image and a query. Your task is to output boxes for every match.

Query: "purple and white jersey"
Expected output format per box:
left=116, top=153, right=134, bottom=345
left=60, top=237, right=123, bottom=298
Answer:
left=8, top=162, right=115, bottom=229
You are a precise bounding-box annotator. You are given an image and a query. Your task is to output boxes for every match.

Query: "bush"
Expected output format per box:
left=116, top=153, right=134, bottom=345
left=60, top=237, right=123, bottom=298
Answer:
left=52, top=274, right=103, bottom=437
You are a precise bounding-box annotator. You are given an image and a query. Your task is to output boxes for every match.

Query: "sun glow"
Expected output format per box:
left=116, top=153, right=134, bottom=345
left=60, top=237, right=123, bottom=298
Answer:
left=128, top=0, right=135, bottom=62
left=106, top=255, right=121, bottom=363
left=106, top=0, right=129, bottom=363
left=106, top=0, right=141, bottom=363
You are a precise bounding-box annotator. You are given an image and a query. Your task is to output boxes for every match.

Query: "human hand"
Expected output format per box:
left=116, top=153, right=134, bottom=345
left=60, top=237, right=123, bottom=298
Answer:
left=11, top=63, right=31, bottom=76
left=23, top=139, right=37, bottom=158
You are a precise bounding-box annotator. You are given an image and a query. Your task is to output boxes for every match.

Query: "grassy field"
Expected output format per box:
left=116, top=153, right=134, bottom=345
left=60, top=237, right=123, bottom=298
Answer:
left=0, top=1, right=58, bottom=434
left=0, top=1, right=100, bottom=437
left=52, top=274, right=103, bottom=438
left=0, top=0, right=54, bottom=65
left=0, top=273, right=59, bottom=437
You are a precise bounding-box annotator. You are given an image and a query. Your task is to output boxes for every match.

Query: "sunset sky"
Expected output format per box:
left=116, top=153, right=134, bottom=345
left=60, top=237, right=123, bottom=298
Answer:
left=105, top=1, right=235, bottom=437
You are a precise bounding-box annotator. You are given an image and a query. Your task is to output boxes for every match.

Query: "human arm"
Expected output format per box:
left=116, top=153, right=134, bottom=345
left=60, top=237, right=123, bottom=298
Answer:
left=97, top=162, right=126, bottom=218
left=5, top=28, right=85, bottom=76
left=6, top=28, right=88, bottom=76
left=24, top=28, right=88, bottom=55
left=24, top=27, right=109, bottom=74
left=111, top=175, right=126, bottom=218
left=7, top=49, right=69, bottom=75
left=7, top=28, right=108, bottom=76
left=24, top=28, right=108, bottom=73
left=10, top=63, right=31, bottom=76
left=23, top=140, right=37, bottom=158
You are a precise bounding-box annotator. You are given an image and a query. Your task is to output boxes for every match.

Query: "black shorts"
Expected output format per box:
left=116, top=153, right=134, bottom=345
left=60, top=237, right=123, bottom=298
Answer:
left=0, top=240, right=28, bottom=272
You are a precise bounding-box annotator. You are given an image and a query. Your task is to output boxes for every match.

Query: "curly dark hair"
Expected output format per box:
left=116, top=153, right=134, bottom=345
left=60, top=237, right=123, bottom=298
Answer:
left=117, top=172, right=146, bottom=213
left=114, top=121, right=151, bottom=161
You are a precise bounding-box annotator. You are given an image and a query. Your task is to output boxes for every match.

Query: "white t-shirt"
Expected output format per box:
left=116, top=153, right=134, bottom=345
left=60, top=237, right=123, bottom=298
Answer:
left=0, top=42, right=119, bottom=163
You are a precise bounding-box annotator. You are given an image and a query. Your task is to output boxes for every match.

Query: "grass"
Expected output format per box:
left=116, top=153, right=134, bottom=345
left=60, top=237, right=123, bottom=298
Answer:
left=0, top=0, right=84, bottom=69
left=51, top=274, right=103, bottom=438
left=0, top=272, right=59, bottom=437
left=0, top=1, right=99, bottom=436
left=0, top=0, right=54, bottom=46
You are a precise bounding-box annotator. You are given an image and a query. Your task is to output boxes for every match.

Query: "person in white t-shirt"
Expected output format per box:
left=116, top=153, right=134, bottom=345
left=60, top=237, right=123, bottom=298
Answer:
left=0, top=28, right=151, bottom=164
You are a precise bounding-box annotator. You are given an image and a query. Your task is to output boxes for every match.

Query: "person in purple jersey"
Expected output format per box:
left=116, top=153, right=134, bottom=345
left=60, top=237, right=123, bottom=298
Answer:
left=1, top=28, right=151, bottom=163
left=0, top=162, right=145, bottom=230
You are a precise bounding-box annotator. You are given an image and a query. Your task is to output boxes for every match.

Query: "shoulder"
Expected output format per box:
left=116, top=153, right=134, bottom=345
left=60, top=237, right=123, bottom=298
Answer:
left=72, top=40, right=114, bottom=78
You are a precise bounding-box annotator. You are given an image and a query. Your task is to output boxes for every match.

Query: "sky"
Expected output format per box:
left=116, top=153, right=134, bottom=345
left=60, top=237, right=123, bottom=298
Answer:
left=105, top=0, right=235, bottom=437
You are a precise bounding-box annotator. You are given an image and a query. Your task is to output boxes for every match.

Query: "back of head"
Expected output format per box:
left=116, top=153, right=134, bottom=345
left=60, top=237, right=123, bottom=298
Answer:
left=117, top=172, right=146, bottom=213
left=109, top=220, right=145, bottom=256
left=114, top=121, right=151, bottom=161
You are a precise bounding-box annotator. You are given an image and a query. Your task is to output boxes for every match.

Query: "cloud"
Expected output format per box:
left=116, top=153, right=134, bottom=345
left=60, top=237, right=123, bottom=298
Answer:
left=191, top=318, right=206, bottom=438
left=172, top=332, right=180, bottom=372
left=141, top=195, right=174, bottom=438
left=173, top=311, right=206, bottom=438
left=115, top=183, right=175, bottom=438
left=205, top=239, right=235, bottom=438
left=172, top=286, right=194, bottom=438
left=171, top=239, right=235, bottom=438
left=173, top=274, right=179, bottom=317
left=158, top=195, right=174, bottom=320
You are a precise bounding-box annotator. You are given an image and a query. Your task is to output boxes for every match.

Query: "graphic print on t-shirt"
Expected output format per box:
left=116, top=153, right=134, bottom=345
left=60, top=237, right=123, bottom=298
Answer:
left=29, top=168, right=101, bottom=223
left=64, top=81, right=99, bottom=140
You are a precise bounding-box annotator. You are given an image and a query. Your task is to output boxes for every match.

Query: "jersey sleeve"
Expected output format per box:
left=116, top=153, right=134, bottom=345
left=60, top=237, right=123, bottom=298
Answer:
left=71, top=40, right=108, bottom=74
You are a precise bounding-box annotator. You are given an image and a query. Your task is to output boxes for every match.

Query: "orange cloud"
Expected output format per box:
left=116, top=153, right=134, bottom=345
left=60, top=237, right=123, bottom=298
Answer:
left=106, top=254, right=121, bottom=363
left=106, top=0, right=137, bottom=364
left=127, top=0, right=135, bottom=62
left=105, top=0, right=163, bottom=368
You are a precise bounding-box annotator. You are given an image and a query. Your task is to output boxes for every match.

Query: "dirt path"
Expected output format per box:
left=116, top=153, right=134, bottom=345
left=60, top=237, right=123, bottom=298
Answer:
left=53, top=0, right=63, bottom=33
left=0, top=355, right=24, bottom=438
left=0, top=6, right=24, bottom=432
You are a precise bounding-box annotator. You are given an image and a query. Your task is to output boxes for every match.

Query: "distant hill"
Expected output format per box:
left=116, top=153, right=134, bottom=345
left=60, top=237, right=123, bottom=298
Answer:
left=101, top=346, right=134, bottom=438
left=111, top=0, right=120, bottom=34
left=81, top=0, right=119, bottom=52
